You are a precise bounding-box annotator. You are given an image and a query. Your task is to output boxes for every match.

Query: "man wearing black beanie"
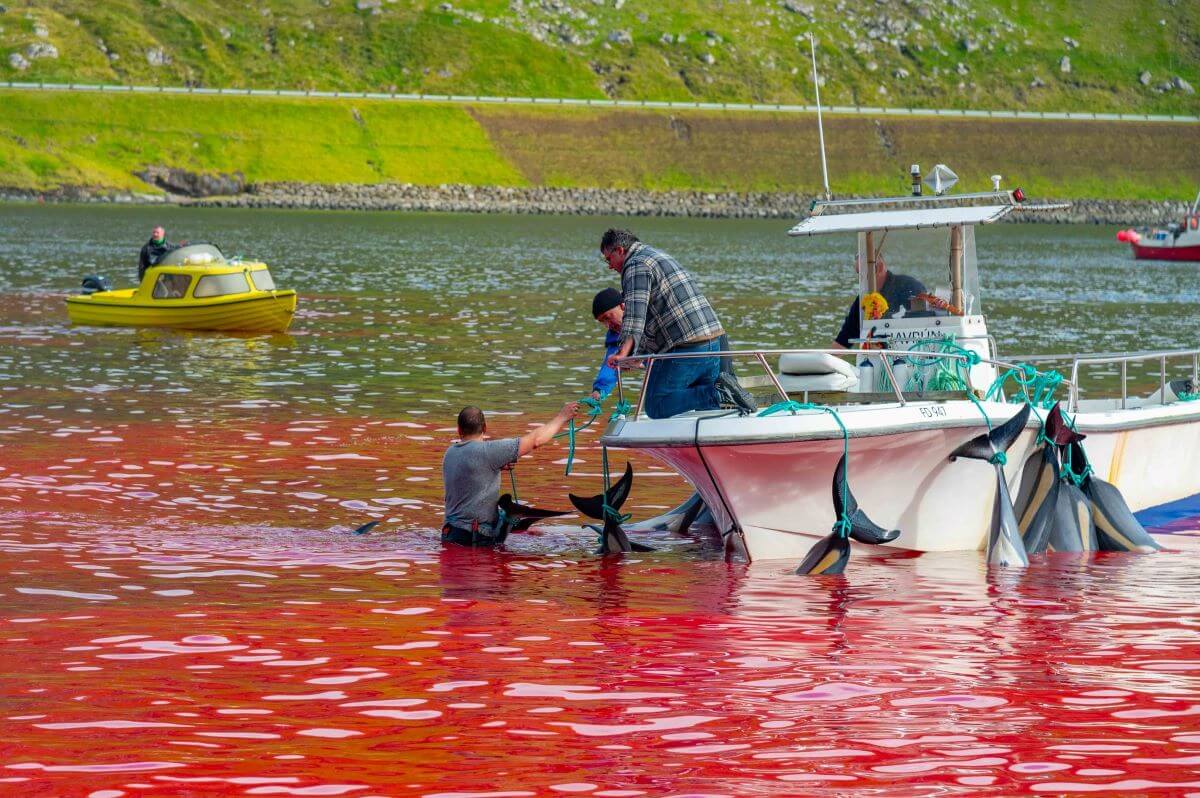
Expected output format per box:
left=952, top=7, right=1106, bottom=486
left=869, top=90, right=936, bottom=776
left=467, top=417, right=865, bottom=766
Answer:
left=590, top=286, right=625, bottom=401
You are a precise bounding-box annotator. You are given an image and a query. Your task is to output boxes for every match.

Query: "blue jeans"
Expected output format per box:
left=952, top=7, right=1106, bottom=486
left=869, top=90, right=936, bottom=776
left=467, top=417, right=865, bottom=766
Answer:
left=645, top=339, right=721, bottom=419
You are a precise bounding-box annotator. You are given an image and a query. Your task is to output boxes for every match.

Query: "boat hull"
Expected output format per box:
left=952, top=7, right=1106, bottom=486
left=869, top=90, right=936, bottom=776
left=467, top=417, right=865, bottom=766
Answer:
left=1131, top=242, right=1200, bottom=262
left=604, top=400, right=1200, bottom=561
left=65, top=291, right=297, bottom=333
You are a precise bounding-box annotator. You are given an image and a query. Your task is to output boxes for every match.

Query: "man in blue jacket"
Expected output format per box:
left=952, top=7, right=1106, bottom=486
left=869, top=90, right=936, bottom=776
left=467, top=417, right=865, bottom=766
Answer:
left=590, top=282, right=746, bottom=410
left=590, top=287, right=624, bottom=401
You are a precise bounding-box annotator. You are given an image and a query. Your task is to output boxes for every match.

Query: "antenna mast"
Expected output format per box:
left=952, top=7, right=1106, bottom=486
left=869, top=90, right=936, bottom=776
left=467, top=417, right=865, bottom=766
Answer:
left=808, top=32, right=831, bottom=200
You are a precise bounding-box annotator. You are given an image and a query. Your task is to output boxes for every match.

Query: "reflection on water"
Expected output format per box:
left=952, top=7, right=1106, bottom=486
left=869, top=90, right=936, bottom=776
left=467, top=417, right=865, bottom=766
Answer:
left=2, top=205, right=1200, bottom=796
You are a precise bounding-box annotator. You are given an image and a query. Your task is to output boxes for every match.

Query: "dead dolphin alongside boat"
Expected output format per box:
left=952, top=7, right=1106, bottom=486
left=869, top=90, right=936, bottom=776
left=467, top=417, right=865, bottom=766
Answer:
left=1042, top=414, right=1097, bottom=552
left=1049, top=458, right=1098, bottom=552
left=948, top=403, right=1032, bottom=568
left=494, top=494, right=571, bottom=544
left=569, top=462, right=654, bottom=554
left=625, top=491, right=711, bottom=535
left=796, top=454, right=900, bottom=575
left=1085, top=477, right=1163, bottom=553
left=1042, top=406, right=1160, bottom=553
left=1014, top=442, right=1060, bottom=556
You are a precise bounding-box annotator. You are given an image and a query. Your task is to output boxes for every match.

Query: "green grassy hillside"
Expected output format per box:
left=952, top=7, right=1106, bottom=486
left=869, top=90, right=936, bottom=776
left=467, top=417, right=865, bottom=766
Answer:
left=2, top=0, right=1198, bottom=114
left=3, top=89, right=1197, bottom=199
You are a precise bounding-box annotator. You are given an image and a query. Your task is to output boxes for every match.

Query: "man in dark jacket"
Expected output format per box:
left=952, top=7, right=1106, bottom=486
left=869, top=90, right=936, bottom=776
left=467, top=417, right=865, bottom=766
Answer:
left=138, top=226, right=179, bottom=282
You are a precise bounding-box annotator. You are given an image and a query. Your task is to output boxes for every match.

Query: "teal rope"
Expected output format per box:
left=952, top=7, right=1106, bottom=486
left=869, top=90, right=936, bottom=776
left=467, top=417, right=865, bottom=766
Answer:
left=757, top=400, right=852, bottom=538
left=559, top=396, right=605, bottom=476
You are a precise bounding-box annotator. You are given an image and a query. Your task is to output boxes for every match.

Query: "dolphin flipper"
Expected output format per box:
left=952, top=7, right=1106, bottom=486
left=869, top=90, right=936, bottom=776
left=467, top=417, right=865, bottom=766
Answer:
left=1016, top=445, right=1060, bottom=556
left=1049, top=482, right=1097, bottom=551
left=795, top=531, right=850, bottom=575
left=1085, top=477, right=1162, bottom=553
left=831, top=455, right=900, bottom=545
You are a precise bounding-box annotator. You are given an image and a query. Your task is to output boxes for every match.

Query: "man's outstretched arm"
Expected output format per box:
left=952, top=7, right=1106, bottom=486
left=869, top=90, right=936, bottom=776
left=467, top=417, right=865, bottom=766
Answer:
left=517, top=401, right=580, bottom=457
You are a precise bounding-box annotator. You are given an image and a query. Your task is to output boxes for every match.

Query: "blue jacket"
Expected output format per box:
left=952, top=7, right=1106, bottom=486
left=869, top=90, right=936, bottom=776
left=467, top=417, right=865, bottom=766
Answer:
left=592, top=329, right=621, bottom=398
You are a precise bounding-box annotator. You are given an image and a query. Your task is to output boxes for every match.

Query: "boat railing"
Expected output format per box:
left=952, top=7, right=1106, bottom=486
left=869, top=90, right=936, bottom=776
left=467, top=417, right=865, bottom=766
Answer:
left=612, top=348, right=1071, bottom=421
left=1013, top=348, right=1200, bottom=411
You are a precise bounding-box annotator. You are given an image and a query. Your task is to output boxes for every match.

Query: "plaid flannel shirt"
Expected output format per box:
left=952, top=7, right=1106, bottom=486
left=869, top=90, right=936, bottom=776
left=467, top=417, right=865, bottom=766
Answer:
left=619, top=243, right=723, bottom=354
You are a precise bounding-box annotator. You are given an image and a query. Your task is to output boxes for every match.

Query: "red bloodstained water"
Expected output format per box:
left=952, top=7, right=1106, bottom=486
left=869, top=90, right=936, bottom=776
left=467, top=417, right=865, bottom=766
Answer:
left=3, top=414, right=1200, bottom=797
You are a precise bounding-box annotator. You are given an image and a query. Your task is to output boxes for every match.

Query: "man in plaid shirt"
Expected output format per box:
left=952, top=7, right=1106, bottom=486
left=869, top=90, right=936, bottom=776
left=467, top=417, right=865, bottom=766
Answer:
left=602, top=229, right=754, bottom=418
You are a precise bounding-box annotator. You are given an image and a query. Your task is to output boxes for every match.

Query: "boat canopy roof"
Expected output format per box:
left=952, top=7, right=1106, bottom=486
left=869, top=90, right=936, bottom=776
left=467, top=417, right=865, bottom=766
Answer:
left=788, top=204, right=1013, bottom=237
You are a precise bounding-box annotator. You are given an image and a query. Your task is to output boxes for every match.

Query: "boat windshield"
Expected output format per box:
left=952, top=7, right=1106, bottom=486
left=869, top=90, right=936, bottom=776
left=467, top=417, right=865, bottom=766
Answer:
left=193, top=272, right=250, bottom=298
left=159, top=243, right=226, bottom=267
left=249, top=269, right=276, bottom=291
left=855, top=225, right=981, bottom=324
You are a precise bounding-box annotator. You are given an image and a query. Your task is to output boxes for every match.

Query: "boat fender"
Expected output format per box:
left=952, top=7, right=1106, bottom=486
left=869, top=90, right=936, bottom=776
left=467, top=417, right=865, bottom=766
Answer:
left=80, top=274, right=112, bottom=294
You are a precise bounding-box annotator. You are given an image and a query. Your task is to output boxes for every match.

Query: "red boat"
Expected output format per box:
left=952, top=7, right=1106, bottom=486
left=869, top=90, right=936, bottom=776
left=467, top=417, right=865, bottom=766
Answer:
left=1118, top=191, right=1200, bottom=261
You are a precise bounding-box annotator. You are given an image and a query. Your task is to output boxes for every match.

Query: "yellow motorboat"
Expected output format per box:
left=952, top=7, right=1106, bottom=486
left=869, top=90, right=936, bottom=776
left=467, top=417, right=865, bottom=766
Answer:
left=65, top=244, right=297, bottom=333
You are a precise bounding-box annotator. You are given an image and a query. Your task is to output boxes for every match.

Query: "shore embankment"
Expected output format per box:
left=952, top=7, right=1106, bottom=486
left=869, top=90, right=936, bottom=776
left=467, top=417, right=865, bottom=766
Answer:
left=2, top=183, right=1189, bottom=226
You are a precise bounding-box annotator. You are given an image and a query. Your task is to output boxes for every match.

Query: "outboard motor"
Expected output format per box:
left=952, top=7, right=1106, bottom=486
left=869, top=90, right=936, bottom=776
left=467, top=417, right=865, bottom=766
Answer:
left=80, top=275, right=112, bottom=295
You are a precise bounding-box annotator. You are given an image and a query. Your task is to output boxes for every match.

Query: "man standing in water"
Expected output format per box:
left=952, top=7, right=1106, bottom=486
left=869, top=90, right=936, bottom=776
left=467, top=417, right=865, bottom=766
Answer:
left=138, top=226, right=180, bottom=282
left=600, top=229, right=753, bottom=418
left=442, top=402, right=579, bottom=547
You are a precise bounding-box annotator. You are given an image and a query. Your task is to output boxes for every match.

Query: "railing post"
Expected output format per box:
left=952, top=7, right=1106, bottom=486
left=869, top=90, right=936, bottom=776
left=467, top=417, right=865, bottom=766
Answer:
left=635, top=359, right=654, bottom=421
left=1121, top=360, right=1128, bottom=409
left=754, top=352, right=789, bottom=404
left=1161, top=356, right=1167, bottom=404
left=878, top=354, right=906, bottom=405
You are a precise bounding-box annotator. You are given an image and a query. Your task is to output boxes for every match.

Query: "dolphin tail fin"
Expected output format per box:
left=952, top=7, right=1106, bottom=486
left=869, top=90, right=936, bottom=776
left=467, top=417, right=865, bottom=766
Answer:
left=949, top=403, right=1032, bottom=462
left=795, top=532, right=850, bottom=575
left=831, top=455, right=900, bottom=545
left=568, top=462, right=634, bottom=520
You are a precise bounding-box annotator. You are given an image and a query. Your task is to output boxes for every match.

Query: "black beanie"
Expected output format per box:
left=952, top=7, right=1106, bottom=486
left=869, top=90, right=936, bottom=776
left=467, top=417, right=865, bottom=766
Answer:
left=592, top=287, right=623, bottom=318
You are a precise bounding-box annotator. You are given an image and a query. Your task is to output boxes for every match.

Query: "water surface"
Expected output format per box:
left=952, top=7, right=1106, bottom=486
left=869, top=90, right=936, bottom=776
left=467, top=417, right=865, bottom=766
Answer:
left=2, top=205, right=1198, bottom=796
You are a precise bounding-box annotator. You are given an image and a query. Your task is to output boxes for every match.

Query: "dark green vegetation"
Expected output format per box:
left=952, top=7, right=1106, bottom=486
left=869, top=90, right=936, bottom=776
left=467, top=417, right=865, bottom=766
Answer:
left=2, top=0, right=1198, bottom=114
left=2, top=89, right=1197, bottom=199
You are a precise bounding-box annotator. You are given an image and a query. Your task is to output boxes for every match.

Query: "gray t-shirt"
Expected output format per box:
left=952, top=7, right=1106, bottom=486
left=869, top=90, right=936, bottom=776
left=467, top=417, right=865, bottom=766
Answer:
left=442, top=437, right=521, bottom=530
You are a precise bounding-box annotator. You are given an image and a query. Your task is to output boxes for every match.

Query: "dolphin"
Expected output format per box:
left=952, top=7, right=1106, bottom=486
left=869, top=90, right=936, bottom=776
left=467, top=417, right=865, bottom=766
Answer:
left=796, top=454, right=900, bottom=575
left=351, top=520, right=380, bottom=535
left=1043, top=420, right=1160, bottom=553
left=1049, top=480, right=1097, bottom=552
left=494, top=493, right=570, bottom=544
left=625, top=491, right=708, bottom=535
left=948, top=403, right=1032, bottom=568
left=1085, top=477, right=1163, bottom=553
left=569, top=462, right=654, bottom=554
left=1014, top=442, right=1060, bottom=556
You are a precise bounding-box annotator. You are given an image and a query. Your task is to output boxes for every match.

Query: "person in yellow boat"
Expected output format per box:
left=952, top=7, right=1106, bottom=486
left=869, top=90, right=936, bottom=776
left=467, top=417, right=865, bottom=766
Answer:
left=441, top=402, right=580, bottom=548
left=138, top=226, right=180, bottom=282
left=832, top=254, right=926, bottom=349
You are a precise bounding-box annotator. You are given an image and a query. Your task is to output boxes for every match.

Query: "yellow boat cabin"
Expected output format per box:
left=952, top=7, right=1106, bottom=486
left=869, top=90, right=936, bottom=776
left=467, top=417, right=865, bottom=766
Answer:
left=65, top=244, right=297, bottom=333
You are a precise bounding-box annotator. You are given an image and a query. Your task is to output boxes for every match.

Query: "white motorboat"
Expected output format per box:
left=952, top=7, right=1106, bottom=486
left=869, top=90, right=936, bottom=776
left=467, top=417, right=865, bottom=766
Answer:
left=601, top=184, right=1200, bottom=562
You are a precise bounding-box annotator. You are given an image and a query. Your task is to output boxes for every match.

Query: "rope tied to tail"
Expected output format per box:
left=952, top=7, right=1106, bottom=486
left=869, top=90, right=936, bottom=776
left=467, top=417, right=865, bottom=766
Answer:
left=757, top=400, right=852, bottom=538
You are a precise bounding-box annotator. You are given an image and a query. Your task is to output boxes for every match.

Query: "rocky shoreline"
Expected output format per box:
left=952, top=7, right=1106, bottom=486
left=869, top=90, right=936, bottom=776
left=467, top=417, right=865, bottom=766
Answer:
left=2, top=182, right=1191, bottom=226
